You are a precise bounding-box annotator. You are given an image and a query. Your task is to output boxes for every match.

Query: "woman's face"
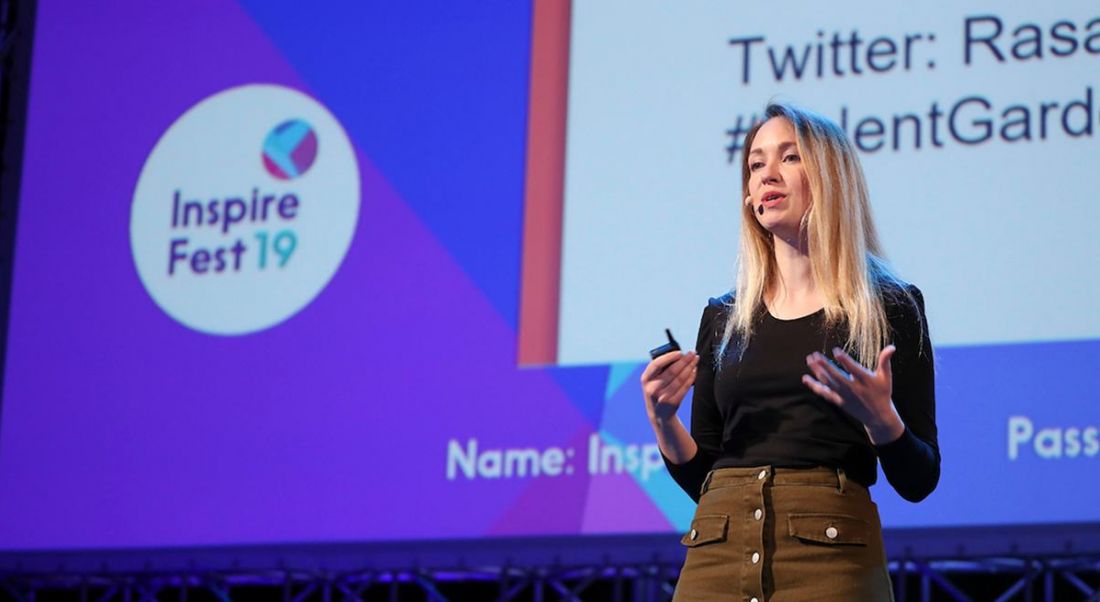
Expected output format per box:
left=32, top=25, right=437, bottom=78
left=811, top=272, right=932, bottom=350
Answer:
left=745, top=117, right=813, bottom=242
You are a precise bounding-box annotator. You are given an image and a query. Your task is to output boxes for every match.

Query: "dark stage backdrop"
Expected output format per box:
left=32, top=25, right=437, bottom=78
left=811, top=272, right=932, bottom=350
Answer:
left=0, top=0, right=1098, bottom=554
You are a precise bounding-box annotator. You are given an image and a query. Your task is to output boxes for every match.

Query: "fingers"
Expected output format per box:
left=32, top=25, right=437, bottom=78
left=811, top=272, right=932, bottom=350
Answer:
left=652, top=352, right=696, bottom=390
left=817, top=352, right=853, bottom=384
left=658, top=364, right=697, bottom=405
left=642, top=345, right=682, bottom=378
left=641, top=351, right=697, bottom=408
left=876, top=345, right=896, bottom=381
left=830, top=345, right=896, bottom=381
left=830, top=348, right=870, bottom=382
left=801, top=374, right=843, bottom=406
left=641, top=350, right=692, bottom=383
left=677, top=357, right=699, bottom=393
left=654, top=354, right=699, bottom=403
left=805, top=352, right=849, bottom=391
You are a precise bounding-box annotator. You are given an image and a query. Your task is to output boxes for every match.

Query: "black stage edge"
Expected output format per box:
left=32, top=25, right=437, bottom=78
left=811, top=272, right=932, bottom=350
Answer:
left=0, top=0, right=36, bottom=433
left=2, top=524, right=1099, bottom=574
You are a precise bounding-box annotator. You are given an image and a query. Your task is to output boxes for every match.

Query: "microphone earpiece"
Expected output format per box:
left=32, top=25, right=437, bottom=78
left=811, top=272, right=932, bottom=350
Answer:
left=746, top=195, right=765, bottom=216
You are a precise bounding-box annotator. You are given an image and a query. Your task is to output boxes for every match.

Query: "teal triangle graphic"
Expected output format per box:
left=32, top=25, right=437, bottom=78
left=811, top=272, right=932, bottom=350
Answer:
left=596, top=430, right=693, bottom=531
left=605, top=362, right=643, bottom=400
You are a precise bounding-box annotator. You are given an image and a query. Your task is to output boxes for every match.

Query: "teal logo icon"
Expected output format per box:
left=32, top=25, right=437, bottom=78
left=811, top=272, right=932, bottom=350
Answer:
left=263, top=119, right=319, bottom=180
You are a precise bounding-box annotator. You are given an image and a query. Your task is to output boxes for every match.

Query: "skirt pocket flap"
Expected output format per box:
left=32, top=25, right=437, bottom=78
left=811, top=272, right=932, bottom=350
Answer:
left=681, top=514, right=729, bottom=547
left=787, top=513, right=869, bottom=545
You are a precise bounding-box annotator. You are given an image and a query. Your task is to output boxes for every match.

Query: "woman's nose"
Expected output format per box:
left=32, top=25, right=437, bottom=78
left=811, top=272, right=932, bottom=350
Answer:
left=759, top=162, right=780, bottom=184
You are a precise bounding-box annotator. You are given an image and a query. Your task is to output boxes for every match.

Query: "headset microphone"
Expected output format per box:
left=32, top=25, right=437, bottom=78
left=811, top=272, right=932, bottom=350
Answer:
left=758, top=204, right=765, bottom=215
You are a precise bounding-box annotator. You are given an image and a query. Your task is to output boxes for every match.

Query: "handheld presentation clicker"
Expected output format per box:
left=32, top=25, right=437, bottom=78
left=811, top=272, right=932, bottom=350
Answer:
left=648, top=328, right=681, bottom=360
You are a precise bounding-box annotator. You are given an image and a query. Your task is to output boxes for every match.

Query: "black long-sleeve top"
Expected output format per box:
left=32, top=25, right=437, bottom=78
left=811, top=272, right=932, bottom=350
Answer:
left=664, top=285, right=940, bottom=503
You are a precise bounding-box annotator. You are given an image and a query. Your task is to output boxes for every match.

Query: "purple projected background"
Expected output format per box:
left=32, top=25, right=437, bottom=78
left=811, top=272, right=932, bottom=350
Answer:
left=0, top=1, right=626, bottom=548
left=2, top=1, right=1099, bottom=553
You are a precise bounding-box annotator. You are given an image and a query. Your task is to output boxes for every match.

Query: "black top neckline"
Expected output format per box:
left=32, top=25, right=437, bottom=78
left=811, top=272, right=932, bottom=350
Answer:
left=764, top=306, right=825, bottom=323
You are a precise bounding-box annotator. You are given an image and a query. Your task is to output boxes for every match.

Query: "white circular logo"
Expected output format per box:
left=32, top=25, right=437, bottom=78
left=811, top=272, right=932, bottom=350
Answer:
left=131, top=84, right=360, bottom=335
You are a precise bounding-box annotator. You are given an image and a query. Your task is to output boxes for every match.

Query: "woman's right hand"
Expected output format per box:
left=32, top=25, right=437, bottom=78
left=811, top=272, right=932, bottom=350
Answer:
left=640, top=350, right=699, bottom=423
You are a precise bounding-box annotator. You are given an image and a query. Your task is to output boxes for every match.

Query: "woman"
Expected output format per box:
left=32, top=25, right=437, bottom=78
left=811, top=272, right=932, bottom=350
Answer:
left=641, top=103, right=939, bottom=601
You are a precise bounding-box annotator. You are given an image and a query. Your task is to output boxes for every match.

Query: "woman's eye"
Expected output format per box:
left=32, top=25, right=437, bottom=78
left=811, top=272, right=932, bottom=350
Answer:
left=783, top=154, right=800, bottom=163
left=749, top=162, right=764, bottom=171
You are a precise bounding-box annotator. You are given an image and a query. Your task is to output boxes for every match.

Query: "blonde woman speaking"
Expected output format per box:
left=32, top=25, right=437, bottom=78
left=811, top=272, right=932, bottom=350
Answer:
left=641, top=103, right=939, bottom=601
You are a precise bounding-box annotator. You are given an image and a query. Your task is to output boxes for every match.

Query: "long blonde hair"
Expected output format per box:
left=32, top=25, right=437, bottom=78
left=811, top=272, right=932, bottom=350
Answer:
left=718, top=102, right=913, bottom=367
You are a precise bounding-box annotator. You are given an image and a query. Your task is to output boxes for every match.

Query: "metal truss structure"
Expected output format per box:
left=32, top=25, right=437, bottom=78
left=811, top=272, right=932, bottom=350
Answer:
left=890, top=556, right=1100, bottom=602
left=2, top=555, right=1099, bottom=602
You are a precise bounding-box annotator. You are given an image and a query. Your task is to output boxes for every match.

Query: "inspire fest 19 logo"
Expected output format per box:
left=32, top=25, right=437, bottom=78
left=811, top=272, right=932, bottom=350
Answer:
left=167, top=119, right=316, bottom=277
left=131, top=84, right=360, bottom=335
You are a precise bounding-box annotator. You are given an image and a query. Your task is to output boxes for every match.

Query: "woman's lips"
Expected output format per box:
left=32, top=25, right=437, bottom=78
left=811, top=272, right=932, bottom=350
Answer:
left=762, top=194, right=786, bottom=208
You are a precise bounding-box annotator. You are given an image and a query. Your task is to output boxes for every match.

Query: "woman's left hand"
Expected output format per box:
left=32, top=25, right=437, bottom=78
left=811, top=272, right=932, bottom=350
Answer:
left=802, top=346, right=905, bottom=445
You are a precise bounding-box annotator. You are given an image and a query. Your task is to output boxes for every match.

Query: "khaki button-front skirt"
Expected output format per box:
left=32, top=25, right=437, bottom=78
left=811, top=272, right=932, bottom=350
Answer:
left=673, top=466, right=893, bottom=602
